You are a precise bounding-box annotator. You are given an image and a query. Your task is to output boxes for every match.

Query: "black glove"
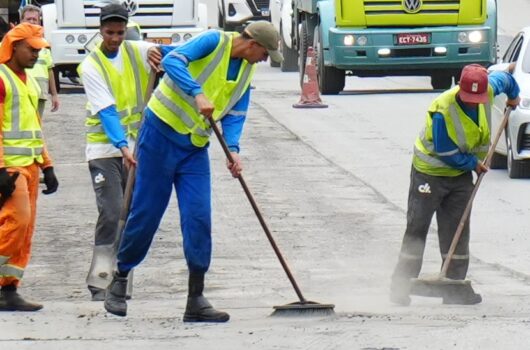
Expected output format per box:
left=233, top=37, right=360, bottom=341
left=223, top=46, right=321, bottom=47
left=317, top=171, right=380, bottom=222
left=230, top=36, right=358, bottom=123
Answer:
left=0, top=168, right=19, bottom=199
left=42, top=167, right=59, bottom=195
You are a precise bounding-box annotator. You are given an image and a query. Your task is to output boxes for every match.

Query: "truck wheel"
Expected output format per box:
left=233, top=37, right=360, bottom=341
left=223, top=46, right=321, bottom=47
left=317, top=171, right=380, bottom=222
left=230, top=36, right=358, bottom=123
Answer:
left=280, top=27, right=298, bottom=72
left=489, top=152, right=507, bottom=169
left=314, top=25, right=344, bottom=95
left=298, top=18, right=312, bottom=88
left=430, top=74, right=452, bottom=90
left=506, top=129, right=530, bottom=178
left=53, top=67, right=61, bottom=94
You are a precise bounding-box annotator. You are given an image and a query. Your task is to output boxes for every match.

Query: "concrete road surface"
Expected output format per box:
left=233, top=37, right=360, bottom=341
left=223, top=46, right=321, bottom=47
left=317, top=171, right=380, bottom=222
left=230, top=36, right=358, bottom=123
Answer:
left=4, top=1, right=530, bottom=349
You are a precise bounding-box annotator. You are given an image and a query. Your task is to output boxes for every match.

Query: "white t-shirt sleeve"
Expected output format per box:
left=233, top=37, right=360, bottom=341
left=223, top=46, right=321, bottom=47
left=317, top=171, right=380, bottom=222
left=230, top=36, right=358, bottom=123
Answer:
left=131, top=40, right=156, bottom=72
left=79, top=59, right=115, bottom=115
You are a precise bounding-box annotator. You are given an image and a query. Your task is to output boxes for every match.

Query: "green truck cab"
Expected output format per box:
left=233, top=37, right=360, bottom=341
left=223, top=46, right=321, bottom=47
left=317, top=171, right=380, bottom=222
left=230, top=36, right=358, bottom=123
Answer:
left=293, top=0, right=497, bottom=94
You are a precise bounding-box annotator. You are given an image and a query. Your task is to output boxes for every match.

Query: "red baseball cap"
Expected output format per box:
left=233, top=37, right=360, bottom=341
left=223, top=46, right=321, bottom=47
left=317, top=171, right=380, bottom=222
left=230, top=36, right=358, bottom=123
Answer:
left=458, top=64, right=489, bottom=104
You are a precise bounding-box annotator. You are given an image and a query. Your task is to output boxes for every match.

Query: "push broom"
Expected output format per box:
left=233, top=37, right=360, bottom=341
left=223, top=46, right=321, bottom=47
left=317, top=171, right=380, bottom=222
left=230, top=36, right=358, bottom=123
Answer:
left=206, top=113, right=335, bottom=316
left=410, top=106, right=513, bottom=297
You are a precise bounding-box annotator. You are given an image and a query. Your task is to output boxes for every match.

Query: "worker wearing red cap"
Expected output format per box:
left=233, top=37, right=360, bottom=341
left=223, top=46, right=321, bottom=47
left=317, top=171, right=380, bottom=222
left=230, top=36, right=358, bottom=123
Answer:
left=390, top=64, right=520, bottom=306
left=0, top=23, right=59, bottom=312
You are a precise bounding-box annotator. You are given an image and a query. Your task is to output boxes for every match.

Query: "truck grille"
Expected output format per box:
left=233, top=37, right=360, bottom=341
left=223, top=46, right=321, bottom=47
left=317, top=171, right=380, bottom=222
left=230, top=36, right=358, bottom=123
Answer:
left=361, top=0, right=462, bottom=26
left=250, top=0, right=270, bottom=12
left=363, top=0, right=460, bottom=15
left=83, top=0, right=175, bottom=28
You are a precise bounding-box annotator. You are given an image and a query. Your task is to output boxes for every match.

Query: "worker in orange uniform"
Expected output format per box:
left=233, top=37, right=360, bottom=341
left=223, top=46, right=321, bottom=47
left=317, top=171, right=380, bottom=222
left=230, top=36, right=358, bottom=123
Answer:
left=0, top=23, right=59, bottom=312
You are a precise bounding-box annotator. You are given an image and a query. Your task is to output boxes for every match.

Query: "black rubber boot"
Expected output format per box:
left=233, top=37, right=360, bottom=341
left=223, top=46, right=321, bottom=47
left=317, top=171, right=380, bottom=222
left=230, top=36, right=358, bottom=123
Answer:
left=183, top=272, right=229, bottom=323
left=0, top=286, right=43, bottom=312
left=442, top=284, right=482, bottom=305
left=104, top=272, right=128, bottom=316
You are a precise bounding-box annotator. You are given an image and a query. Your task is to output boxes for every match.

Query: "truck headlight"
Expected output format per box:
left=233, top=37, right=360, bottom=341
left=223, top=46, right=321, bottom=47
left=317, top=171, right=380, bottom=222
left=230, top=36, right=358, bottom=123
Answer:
left=520, top=97, right=530, bottom=110
left=458, top=32, right=467, bottom=43
left=172, top=33, right=181, bottom=43
left=343, top=35, right=354, bottom=46
left=65, top=35, right=75, bottom=44
left=78, top=34, right=87, bottom=44
left=357, top=36, right=367, bottom=46
left=468, top=31, right=482, bottom=43
left=183, top=33, right=193, bottom=41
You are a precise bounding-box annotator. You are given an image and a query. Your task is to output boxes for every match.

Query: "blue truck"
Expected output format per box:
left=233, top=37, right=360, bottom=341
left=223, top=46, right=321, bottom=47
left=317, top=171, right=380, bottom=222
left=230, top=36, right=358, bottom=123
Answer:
left=293, top=0, right=498, bottom=94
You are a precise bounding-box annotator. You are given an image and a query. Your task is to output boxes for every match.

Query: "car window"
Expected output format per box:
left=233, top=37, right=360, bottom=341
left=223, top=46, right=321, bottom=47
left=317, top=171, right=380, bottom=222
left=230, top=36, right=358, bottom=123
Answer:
left=511, top=38, right=524, bottom=62
left=503, top=33, right=523, bottom=62
left=523, top=38, right=530, bottom=73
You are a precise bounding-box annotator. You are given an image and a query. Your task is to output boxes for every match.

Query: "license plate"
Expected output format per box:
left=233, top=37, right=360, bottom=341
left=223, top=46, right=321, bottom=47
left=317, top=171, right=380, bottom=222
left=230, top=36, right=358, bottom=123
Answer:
left=395, top=33, right=430, bottom=45
left=145, top=37, right=172, bottom=45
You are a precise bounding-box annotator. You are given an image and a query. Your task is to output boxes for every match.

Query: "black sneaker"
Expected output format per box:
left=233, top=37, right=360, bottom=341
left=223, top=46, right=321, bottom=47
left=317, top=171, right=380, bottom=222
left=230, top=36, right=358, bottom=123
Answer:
left=0, top=290, right=43, bottom=312
left=442, top=284, right=482, bottom=305
left=183, top=295, right=230, bottom=323
left=104, top=273, right=128, bottom=316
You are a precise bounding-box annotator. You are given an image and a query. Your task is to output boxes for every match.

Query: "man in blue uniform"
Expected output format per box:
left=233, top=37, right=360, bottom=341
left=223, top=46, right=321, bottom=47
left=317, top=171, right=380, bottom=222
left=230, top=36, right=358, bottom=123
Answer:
left=103, top=21, right=282, bottom=322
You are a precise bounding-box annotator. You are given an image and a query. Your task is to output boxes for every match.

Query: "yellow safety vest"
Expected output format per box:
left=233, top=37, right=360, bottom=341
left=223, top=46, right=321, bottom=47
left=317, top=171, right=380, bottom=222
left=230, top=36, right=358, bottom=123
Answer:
left=0, top=64, right=44, bottom=167
left=148, top=32, right=256, bottom=148
left=126, top=20, right=142, bottom=40
left=78, top=41, right=149, bottom=145
left=26, top=47, right=52, bottom=100
left=413, top=86, right=494, bottom=177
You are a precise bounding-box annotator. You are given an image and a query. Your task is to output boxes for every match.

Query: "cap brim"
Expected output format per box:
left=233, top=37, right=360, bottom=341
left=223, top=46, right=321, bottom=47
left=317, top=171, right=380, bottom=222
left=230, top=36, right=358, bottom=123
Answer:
left=458, top=90, right=489, bottom=104
left=101, top=14, right=129, bottom=22
left=268, top=49, right=283, bottom=63
left=26, top=37, right=49, bottom=49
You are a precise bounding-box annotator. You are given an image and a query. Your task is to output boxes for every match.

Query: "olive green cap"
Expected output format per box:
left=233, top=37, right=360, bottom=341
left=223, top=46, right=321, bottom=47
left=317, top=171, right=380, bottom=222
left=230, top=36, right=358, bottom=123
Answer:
left=244, top=21, right=283, bottom=63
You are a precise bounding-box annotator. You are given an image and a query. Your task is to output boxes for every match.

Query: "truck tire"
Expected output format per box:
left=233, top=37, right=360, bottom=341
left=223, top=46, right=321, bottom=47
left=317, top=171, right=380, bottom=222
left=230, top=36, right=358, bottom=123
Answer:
left=431, top=74, right=452, bottom=90
left=280, top=27, right=298, bottom=72
left=489, top=152, right=507, bottom=169
left=314, top=25, right=344, bottom=95
left=298, top=18, right=312, bottom=88
left=53, top=67, right=61, bottom=94
left=506, top=129, right=530, bottom=178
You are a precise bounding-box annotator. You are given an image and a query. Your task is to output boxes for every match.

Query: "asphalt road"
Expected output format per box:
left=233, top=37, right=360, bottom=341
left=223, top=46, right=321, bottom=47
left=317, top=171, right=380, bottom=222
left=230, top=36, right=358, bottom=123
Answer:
left=4, top=1, right=530, bottom=349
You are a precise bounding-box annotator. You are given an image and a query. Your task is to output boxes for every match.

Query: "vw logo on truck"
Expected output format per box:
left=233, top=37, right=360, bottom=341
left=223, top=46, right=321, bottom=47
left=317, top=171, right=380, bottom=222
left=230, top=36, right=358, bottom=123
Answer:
left=403, top=0, right=422, bottom=14
left=121, top=0, right=138, bottom=16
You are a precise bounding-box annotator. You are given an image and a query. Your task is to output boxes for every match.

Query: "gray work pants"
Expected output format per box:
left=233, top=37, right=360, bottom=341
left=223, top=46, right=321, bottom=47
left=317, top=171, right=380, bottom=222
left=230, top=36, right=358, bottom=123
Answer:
left=88, top=157, right=127, bottom=246
left=38, top=99, right=45, bottom=118
left=391, top=166, right=474, bottom=289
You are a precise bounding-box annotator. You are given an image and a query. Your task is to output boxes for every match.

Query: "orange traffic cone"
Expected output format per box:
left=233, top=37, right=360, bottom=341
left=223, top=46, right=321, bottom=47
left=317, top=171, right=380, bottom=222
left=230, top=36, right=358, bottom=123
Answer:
left=293, top=46, right=328, bottom=109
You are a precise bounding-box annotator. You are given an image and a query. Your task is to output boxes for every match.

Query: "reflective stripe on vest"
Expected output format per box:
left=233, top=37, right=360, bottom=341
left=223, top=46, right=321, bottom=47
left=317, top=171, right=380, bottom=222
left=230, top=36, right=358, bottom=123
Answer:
left=0, top=255, right=8, bottom=265
left=148, top=32, right=256, bottom=147
left=413, top=86, right=492, bottom=176
left=0, top=64, right=44, bottom=166
left=0, top=264, right=24, bottom=279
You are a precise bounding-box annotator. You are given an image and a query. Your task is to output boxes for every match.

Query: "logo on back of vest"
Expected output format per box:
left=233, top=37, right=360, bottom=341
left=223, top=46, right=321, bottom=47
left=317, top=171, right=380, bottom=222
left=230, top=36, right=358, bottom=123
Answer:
left=94, top=173, right=105, bottom=184
left=418, top=183, right=431, bottom=194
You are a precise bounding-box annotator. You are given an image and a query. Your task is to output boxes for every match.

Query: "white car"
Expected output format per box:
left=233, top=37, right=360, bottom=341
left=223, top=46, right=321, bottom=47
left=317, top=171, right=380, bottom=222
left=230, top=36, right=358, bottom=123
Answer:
left=270, top=0, right=298, bottom=71
left=489, top=27, right=530, bottom=178
left=218, top=0, right=271, bottom=31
